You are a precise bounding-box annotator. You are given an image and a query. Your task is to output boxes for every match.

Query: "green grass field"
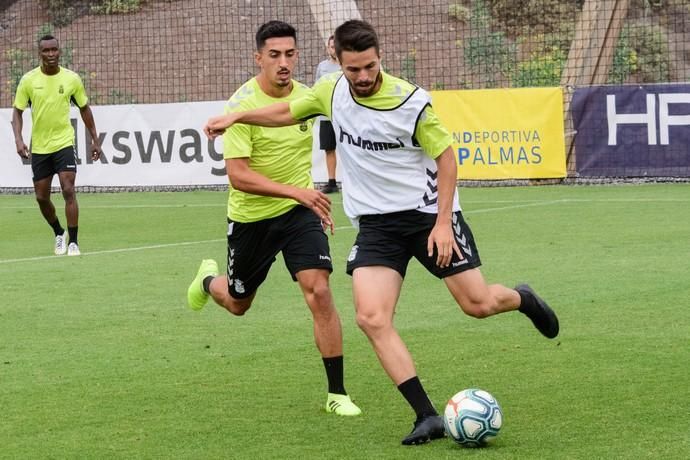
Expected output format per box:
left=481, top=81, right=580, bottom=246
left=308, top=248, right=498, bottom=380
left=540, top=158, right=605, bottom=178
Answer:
left=1, top=184, right=689, bottom=459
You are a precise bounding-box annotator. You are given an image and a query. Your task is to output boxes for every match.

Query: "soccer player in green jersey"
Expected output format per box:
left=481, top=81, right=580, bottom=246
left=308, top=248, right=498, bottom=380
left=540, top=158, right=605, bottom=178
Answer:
left=11, top=34, right=103, bottom=256
left=187, top=21, right=361, bottom=417
left=203, top=20, right=558, bottom=445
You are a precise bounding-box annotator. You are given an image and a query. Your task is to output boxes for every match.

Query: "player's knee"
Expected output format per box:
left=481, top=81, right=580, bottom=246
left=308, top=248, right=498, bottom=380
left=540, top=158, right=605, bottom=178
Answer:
left=61, top=185, right=75, bottom=201
left=458, top=296, right=497, bottom=319
left=355, top=309, right=388, bottom=335
left=223, top=298, right=251, bottom=316
left=35, top=195, right=51, bottom=207
left=309, top=283, right=333, bottom=308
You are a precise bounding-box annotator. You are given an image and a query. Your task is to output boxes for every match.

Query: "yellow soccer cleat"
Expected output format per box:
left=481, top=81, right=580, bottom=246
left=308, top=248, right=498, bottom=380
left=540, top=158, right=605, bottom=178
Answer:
left=326, top=393, right=362, bottom=416
left=187, top=259, right=218, bottom=311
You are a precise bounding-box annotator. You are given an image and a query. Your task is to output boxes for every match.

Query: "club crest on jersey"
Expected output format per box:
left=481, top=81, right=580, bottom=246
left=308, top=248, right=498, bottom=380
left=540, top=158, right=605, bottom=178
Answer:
left=59, top=85, right=64, bottom=94
left=299, top=121, right=308, bottom=132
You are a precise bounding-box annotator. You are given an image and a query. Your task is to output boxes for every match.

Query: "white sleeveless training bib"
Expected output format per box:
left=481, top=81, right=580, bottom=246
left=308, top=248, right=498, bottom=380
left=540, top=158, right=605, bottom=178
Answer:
left=330, top=75, right=460, bottom=224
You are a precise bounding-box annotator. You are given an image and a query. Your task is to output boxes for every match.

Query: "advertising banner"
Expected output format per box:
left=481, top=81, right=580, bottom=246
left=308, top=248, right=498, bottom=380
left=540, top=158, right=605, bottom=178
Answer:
left=431, top=87, right=566, bottom=180
left=571, top=84, right=690, bottom=177
left=0, top=102, right=331, bottom=188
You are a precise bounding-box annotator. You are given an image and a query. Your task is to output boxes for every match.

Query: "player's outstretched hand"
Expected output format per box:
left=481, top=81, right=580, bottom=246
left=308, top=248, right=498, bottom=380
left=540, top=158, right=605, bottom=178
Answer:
left=204, top=114, right=235, bottom=139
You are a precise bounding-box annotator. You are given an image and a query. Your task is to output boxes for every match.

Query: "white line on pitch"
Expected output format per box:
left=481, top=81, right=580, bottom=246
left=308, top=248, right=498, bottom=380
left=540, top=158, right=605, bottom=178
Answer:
left=0, top=239, right=224, bottom=264
left=464, top=199, right=567, bottom=213
left=3, top=196, right=688, bottom=211
left=0, top=196, right=677, bottom=265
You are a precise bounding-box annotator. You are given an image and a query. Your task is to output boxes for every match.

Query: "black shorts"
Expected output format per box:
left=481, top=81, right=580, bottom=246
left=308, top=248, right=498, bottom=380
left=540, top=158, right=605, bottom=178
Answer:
left=31, top=146, right=78, bottom=182
left=319, top=120, right=336, bottom=151
left=226, top=205, right=333, bottom=299
left=346, top=209, right=482, bottom=279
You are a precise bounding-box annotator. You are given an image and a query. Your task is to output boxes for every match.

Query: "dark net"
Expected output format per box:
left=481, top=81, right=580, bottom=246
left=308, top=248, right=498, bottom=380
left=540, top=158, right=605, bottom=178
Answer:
left=2, top=0, right=690, bottom=178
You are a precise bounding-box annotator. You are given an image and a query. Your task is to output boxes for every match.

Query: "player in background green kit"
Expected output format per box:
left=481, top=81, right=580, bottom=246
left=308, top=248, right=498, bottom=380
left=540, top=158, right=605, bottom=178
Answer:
left=187, top=21, right=361, bottom=417
left=11, top=34, right=102, bottom=256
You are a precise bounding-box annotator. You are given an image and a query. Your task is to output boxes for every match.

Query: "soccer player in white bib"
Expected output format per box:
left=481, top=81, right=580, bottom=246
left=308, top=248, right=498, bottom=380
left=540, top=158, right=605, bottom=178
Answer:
left=188, top=21, right=361, bottom=418
left=203, top=20, right=559, bottom=446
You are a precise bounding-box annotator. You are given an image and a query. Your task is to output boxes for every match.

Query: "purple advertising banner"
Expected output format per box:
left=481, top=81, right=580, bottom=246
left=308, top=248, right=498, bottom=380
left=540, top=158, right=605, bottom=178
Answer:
left=571, top=84, right=690, bottom=177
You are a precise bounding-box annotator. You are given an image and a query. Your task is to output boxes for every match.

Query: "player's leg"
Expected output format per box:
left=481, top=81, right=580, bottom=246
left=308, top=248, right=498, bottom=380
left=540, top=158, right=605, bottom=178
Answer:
left=31, top=153, right=66, bottom=255
left=294, top=268, right=360, bottom=416
left=57, top=171, right=79, bottom=255
left=55, top=147, right=80, bottom=254
left=295, top=268, right=342, bottom=358
left=283, top=206, right=360, bottom=416
left=443, top=268, right=520, bottom=316
left=418, top=210, right=559, bottom=338
left=347, top=212, right=444, bottom=444
left=318, top=120, right=338, bottom=193
left=33, top=176, right=58, bottom=226
left=352, top=266, right=444, bottom=444
left=323, top=149, right=337, bottom=189
left=444, top=271, right=558, bottom=338
left=352, top=266, right=408, bottom=382
left=33, top=175, right=56, bottom=222
left=210, top=275, right=257, bottom=315
left=188, top=218, right=273, bottom=315
left=57, top=171, right=78, bottom=228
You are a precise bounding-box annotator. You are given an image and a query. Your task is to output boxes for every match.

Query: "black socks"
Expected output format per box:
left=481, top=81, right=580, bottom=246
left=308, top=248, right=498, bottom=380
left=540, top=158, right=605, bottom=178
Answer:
left=202, top=276, right=214, bottom=294
left=68, top=226, right=78, bottom=245
left=322, top=356, right=346, bottom=395
left=517, top=288, right=537, bottom=315
left=49, top=219, right=64, bottom=236
left=398, top=376, right=438, bottom=419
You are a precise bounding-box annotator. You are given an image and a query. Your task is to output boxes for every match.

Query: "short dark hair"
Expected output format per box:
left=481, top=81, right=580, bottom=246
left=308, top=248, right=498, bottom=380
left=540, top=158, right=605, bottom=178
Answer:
left=334, top=20, right=379, bottom=59
left=255, top=20, right=296, bottom=50
left=38, top=34, right=58, bottom=47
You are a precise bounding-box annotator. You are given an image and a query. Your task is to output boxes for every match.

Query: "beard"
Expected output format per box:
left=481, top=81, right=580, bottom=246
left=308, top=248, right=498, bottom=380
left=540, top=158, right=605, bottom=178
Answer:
left=348, top=71, right=382, bottom=97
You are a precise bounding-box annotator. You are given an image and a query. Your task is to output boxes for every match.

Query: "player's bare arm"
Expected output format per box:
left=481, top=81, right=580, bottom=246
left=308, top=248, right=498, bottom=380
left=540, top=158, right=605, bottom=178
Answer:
left=427, top=146, right=461, bottom=268
left=204, top=102, right=297, bottom=139
left=226, top=158, right=334, bottom=231
left=11, top=108, right=29, bottom=159
left=79, top=104, right=102, bottom=161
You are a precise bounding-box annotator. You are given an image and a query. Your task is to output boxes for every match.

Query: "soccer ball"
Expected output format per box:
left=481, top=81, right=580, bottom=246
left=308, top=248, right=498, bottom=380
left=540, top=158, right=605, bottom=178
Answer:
left=443, top=388, right=503, bottom=447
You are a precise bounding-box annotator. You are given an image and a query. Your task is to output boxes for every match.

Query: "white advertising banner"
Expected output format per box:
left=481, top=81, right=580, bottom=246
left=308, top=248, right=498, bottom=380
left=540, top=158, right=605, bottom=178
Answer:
left=0, top=102, right=332, bottom=187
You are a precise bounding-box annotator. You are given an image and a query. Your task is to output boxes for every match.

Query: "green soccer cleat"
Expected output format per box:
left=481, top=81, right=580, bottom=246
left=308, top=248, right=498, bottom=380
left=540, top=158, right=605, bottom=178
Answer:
left=326, top=393, right=362, bottom=416
left=187, top=259, right=218, bottom=311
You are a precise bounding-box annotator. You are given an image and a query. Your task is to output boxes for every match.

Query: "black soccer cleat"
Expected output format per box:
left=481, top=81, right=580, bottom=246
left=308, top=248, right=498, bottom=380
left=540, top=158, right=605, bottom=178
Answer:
left=319, top=183, right=339, bottom=194
left=401, top=415, right=445, bottom=446
left=516, top=284, right=559, bottom=338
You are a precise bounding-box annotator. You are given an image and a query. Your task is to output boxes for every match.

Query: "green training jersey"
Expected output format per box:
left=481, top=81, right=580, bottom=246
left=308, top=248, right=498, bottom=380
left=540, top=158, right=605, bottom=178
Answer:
left=290, top=71, right=453, bottom=158
left=13, top=66, right=88, bottom=154
left=223, top=78, right=314, bottom=222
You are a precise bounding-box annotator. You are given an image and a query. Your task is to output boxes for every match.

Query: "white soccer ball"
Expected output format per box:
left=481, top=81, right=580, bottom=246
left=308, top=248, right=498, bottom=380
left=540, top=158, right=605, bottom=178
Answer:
left=443, top=388, right=503, bottom=447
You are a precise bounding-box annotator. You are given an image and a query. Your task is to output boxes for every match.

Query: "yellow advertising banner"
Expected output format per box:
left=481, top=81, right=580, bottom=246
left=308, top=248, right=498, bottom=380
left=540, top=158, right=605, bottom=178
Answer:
left=430, top=87, right=566, bottom=179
